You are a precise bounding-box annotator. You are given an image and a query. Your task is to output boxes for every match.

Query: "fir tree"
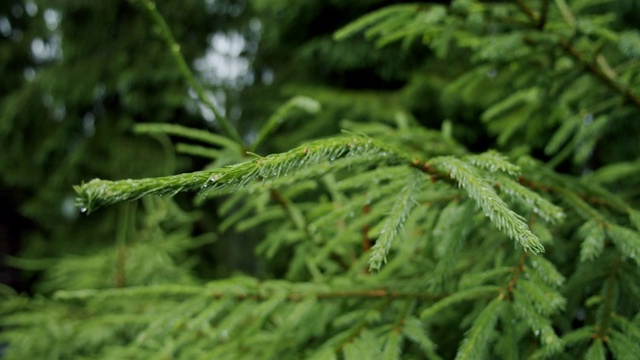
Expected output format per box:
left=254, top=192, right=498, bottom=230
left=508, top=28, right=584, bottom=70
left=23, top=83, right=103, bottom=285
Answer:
left=3, top=0, right=640, bottom=359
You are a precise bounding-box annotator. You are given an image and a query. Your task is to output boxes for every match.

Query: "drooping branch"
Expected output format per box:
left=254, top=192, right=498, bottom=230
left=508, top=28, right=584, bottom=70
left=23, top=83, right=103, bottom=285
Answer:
left=430, top=156, right=546, bottom=253
left=75, top=135, right=408, bottom=212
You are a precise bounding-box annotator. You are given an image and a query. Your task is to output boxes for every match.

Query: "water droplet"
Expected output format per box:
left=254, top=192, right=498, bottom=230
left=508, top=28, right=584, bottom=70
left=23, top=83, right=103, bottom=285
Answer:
left=80, top=207, right=87, bottom=213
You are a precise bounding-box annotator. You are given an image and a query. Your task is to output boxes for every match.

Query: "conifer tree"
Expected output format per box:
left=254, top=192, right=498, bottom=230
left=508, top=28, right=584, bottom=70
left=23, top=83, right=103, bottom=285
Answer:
left=3, top=0, right=640, bottom=359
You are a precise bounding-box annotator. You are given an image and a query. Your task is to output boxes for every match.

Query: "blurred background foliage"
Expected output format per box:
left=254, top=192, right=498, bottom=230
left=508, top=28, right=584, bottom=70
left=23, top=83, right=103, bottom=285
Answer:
left=1, top=0, right=640, bottom=357
left=1, top=0, right=249, bottom=291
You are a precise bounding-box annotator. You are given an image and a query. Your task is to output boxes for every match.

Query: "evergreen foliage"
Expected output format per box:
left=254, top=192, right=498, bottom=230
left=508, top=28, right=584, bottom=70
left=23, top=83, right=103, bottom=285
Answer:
left=3, top=0, right=640, bottom=359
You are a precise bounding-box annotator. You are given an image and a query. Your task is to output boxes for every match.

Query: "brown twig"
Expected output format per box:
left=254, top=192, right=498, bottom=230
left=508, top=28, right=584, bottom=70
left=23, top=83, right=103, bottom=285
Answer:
left=514, top=0, right=640, bottom=110
left=558, top=39, right=640, bottom=109
left=593, top=257, right=622, bottom=342
left=208, top=288, right=446, bottom=302
left=515, top=0, right=539, bottom=23
left=538, top=0, right=550, bottom=29
left=504, top=252, right=529, bottom=299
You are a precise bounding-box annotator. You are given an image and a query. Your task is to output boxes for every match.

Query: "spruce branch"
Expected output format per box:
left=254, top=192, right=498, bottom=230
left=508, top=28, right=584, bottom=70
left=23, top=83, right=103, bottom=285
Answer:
left=629, top=210, right=640, bottom=232
left=134, top=123, right=242, bottom=151
left=518, top=157, right=636, bottom=222
left=515, top=0, right=640, bottom=110
left=607, top=330, right=640, bottom=359
left=376, top=301, right=417, bottom=359
left=382, top=329, right=402, bottom=360
left=528, top=256, right=565, bottom=288
left=507, top=263, right=566, bottom=353
left=585, top=339, right=606, bottom=358
left=428, top=200, right=473, bottom=290
left=578, top=219, right=607, bottom=262
left=459, top=267, right=513, bottom=289
left=610, top=314, right=640, bottom=348
left=55, top=283, right=445, bottom=304
left=593, top=260, right=622, bottom=342
left=492, top=173, right=565, bottom=224
left=269, top=189, right=316, bottom=244
left=517, top=279, right=565, bottom=316
left=251, top=96, right=321, bottom=151
left=552, top=0, right=576, bottom=29
left=132, top=0, right=244, bottom=144
left=558, top=39, right=640, bottom=110
left=75, top=135, right=408, bottom=212
left=337, top=303, right=390, bottom=355
left=333, top=4, right=419, bottom=42
left=53, top=277, right=450, bottom=302
left=455, top=297, right=504, bottom=360
left=368, top=169, right=422, bottom=272
left=512, top=291, right=562, bottom=352
left=555, top=187, right=607, bottom=223
left=75, top=172, right=212, bottom=214
left=421, top=286, right=500, bottom=320
left=514, top=0, right=539, bottom=24
left=464, top=150, right=521, bottom=178
left=606, top=225, right=640, bottom=266
left=401, top=316, right=441, bottom=359
left=430, top=157, right=545, bottom=253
